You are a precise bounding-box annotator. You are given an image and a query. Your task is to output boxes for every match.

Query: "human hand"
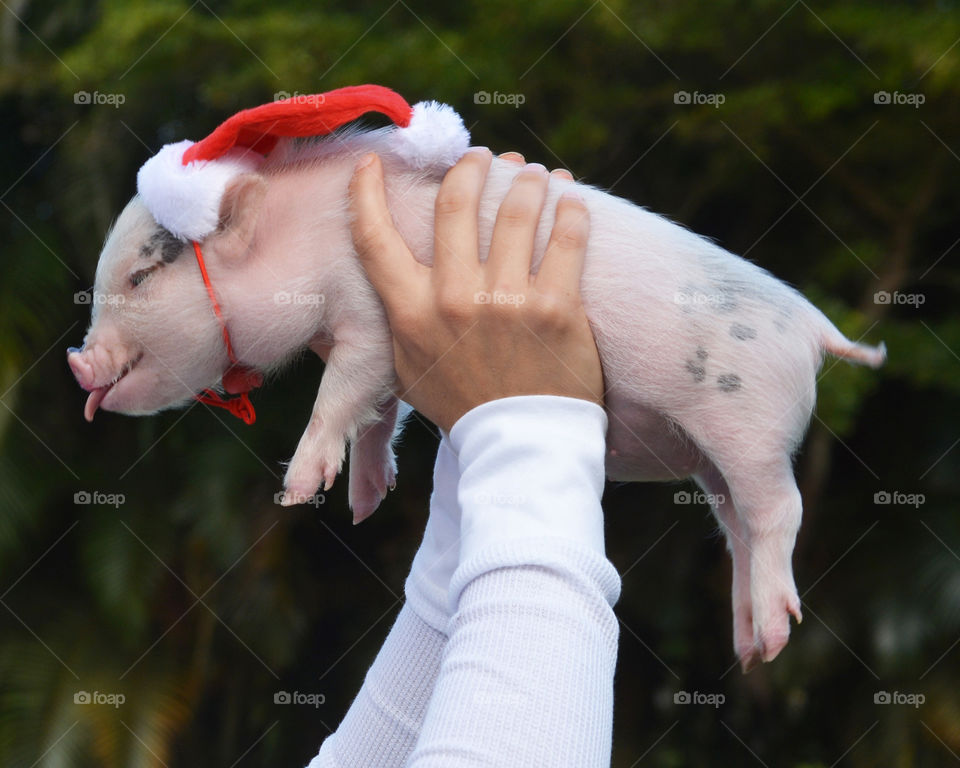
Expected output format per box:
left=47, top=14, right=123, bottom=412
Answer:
left=349, top=149, right=602, bottom=432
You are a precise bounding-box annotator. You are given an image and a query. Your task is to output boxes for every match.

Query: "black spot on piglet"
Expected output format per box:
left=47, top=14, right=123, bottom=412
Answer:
left=686, top=359, right=706, bottom=383
left=729, top=323, right=757, bottom=341
left=717, top=373, right=742, bottom=392
left=140, top=227, right=185, bottom=263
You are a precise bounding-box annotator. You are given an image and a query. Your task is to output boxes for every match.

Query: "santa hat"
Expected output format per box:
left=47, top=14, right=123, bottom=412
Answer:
left=137, top=84, right=470, bottom=241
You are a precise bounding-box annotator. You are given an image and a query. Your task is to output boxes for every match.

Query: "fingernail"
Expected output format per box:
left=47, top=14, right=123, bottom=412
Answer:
left=467, top=146, right=490, bottom=155
left=356, top=153, right=376, bottom=170
left=523, top=162, right=547, bottom=174
left=560, top=188, right=584, bottom=202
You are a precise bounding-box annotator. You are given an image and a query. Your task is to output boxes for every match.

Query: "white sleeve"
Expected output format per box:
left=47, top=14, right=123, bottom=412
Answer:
left=405, top=436, right=462, bottom=633
left=409, top=395, right=621, bottom=768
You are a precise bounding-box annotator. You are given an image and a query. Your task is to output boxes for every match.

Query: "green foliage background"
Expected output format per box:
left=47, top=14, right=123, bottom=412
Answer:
left=1, top=1, right=958, bottom=765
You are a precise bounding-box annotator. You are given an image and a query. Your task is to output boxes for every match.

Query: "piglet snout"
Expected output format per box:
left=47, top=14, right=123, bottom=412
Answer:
left=67, top=348, right=96, bottom=391
left=67, top=344, right=143, bottom=422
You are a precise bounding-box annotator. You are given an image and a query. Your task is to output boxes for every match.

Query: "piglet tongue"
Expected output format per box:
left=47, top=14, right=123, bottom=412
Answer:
left=84, top=384, right=111, bottom=422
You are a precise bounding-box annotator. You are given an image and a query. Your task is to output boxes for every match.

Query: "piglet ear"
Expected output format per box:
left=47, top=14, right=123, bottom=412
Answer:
left=213, top=173, right=267, bottom=263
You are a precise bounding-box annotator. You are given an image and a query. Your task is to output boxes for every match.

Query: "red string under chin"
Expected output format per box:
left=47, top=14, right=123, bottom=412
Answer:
left=195, top=386, right=256, bottom=424
left=191, top=240, right=258, bottom=424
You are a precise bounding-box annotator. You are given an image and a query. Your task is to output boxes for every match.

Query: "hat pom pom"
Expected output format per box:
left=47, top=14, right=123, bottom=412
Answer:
left=137, top=140, right=263, bottom=241
left=392, top=101, right=470, bottom=170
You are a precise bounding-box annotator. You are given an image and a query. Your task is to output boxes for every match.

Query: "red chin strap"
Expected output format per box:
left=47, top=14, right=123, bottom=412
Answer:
left=191, top=240, right=261, bottom=424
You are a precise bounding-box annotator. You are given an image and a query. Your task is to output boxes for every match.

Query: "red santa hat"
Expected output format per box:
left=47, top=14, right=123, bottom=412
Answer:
left=137, top=84, right=470, bottom=241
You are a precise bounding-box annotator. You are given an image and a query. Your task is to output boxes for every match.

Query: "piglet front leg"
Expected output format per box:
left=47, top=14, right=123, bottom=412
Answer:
left=348, top=396, right=402, bottom=524
left=281, top=327, right=395, bottom=507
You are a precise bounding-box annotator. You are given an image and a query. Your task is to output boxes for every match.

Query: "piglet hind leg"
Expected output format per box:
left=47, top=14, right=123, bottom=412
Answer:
left=721, top=459, right=804, bottom=667
left=347, top=396, right=402, bottom=525
left=281, top=335, right=394, bottom=507
left=682, top=380, right=806, bottom=668
left=694, top=466, right=761, bottom=673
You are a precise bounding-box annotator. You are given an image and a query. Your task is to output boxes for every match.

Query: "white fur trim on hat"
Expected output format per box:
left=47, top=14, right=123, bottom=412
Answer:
left=137, top=140, right=264, bottom=241
left=392, top=101, right=470, bottom=169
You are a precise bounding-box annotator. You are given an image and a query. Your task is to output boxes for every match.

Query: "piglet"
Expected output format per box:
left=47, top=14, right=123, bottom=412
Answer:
left=68, top=126, right=884, bottom=671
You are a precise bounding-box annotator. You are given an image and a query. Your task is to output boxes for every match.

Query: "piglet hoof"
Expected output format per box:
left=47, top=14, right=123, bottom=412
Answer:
left=750, top=590, right=802, bottom=666
left=281, top=460, right=340, bottom=507
left=348, top=460, right=397, bottom=525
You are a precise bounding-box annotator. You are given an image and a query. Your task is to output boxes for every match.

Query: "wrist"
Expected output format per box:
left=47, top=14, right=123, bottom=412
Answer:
left=449, top=395, right=608, bottom=559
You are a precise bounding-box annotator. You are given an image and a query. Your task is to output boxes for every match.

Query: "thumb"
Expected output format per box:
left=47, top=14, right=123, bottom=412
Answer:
left=349, top=153, right=427, bottom=312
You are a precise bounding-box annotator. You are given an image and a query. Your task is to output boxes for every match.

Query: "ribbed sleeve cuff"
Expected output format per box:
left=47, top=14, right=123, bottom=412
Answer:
left=446, top=395, right=612, bottom=609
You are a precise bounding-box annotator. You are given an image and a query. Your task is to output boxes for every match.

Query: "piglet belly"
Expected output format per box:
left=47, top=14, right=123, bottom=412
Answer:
left=604, top=393, right=704, bottom=482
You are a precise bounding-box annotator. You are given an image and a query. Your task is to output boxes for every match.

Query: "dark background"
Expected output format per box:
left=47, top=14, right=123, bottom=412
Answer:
left=1, top=1, right=958, bottom=765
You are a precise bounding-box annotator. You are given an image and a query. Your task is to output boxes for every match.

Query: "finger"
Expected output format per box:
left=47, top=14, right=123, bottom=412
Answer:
left=534, top=189, right=590, bottom=301
left=349, top=153, right=428, bottom=313
left=433, top=147, right=493, bottom=290
left=485, top=163, right=549, bottom=289
left=499, top=151, right=525, bottom=164
left=550, top=168, right=574, bottom=181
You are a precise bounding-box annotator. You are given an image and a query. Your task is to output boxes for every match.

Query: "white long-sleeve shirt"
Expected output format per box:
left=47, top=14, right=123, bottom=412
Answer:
left=309, top=396, right=621, bottom=768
